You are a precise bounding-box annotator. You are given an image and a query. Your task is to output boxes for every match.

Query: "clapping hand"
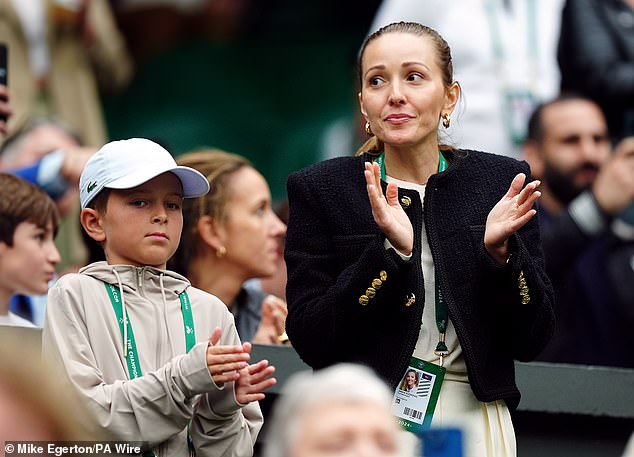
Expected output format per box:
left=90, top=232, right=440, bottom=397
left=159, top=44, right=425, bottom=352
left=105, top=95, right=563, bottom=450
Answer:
left=235, top=358, right=276, bottom=404
left=252, top=295, right=288, bottom=345
left=484, top=173, right=541, bottom=264
left=206, top=327, right=251, bottom=385
left=206, top=327, right=276, bottom=403
left=364, top=161, right=414, bottom=255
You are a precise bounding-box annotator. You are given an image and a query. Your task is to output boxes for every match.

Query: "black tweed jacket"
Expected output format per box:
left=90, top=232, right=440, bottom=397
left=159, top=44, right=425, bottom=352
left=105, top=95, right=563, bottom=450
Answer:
left=284, top=149, right=555, bottom=410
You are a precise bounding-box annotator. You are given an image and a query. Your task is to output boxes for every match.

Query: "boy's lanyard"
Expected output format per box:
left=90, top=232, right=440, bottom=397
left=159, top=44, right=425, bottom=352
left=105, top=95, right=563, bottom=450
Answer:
left=374, top=151, right=450, bottom=367
left=104, top=282, right=197, bottom=456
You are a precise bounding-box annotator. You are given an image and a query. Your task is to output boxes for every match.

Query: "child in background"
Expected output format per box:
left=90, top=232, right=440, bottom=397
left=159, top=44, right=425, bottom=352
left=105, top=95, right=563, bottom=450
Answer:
left=0, top=173, right=60, bottom=327
left=43, top=138, right=275, bottom=456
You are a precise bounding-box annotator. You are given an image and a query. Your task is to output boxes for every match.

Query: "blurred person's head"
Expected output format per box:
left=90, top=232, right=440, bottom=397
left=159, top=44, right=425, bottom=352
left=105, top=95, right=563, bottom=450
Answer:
left=0, top=334, right=103, bottom=440
left=355, top=21, right=460, bottom=156
left=170, top=149, right=286, bottom=291
left=524, top=95, right=611, bottom=210
left=263, top=364, right=401, bottom=457
left=259, top=199, right=289, bottom=300
left=0, top=116, right=81, bottom=169
left=79, top=138, right=208, bottom=269
left=0, top=116, right=83, bottom=217
left=0, top=173, right=60, bottom=303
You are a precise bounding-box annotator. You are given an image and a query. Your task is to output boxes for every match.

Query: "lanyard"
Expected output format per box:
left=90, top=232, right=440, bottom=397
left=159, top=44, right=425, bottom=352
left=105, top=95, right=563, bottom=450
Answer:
left=374, top=151, right=450, bottom=366
left=105, top=282, right=196, bottom=370
left=375, top=150, right=448, bottom=182
left=104, top=281, right=196, bottom=455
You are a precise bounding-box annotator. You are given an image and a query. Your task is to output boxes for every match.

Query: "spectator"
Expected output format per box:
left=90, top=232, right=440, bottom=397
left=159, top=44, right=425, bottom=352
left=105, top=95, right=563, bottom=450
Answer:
left=523, top=94, right=634, bottom=367
left=285, top=22, right=554, bottom=456
left=558, top=0, right=634, bottom=143
left=263, top=363, right=416, bottom=457
left=0, top=116, right=94, bottom=208
left=43, top=138, right=275, bottom=456
left=369, top=0, right=565, bottom=158
left=0, top=0, right=133, bottom=146
left=0, top=173, right=60, bottom=327
left=0, top=334, right=103, bottom=440
left=0, top=116, right=96, bottom=324
left=169, top=149, right=288, bottom=345
left=255, top=199, right=288, bottom=302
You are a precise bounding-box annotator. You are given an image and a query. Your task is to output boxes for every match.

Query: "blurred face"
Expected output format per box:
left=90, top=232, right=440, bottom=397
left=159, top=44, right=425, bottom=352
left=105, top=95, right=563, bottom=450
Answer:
left=290, top=400, right=399, bottom=457
left=0, top=220, right=60, bottom=298
left=98, top=173, right=183, bottom=269
left=359, top=32, right=457, bottom=152
left=406, top=371, right=416, bottom=388
left=0, top=125, right=82, bottom=218
left=0, top=381, right=58, bottom=440
left=220, top=167, right=286, bottom=280
left=1, top=125, right=79, bottom=168
left=539, top=100, right=611, bottom=204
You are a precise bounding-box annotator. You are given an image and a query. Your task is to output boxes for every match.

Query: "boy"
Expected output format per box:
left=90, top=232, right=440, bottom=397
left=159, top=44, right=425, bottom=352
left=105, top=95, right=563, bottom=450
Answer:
left=43, top=138, right=276, bottom=456
left=0, top=173, right=60, bottom=327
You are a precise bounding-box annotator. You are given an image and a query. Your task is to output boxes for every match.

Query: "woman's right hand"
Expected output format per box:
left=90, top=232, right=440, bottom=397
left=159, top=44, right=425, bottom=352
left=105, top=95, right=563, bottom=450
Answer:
left=364, top=161, right=413, bottom=255
left=252, top=295, right=288, bottom=345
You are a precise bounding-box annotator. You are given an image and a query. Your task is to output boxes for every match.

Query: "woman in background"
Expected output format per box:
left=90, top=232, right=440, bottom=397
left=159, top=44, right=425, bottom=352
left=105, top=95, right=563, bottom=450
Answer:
left=170, top=149, right=288, bottom=344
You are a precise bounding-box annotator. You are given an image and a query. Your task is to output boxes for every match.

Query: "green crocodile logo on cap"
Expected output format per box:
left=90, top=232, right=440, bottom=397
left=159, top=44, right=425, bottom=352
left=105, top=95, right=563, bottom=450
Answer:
left=87, top=181, right=98, bottom=193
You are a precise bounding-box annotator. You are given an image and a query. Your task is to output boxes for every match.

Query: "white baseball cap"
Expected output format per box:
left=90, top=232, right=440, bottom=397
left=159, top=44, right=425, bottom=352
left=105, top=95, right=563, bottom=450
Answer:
left=79, top=138, right=210, bottom=209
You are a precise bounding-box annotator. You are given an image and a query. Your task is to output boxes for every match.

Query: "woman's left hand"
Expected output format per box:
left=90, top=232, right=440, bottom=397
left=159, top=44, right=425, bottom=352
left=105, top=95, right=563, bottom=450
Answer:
left=484, top=173, right=541, bottom=264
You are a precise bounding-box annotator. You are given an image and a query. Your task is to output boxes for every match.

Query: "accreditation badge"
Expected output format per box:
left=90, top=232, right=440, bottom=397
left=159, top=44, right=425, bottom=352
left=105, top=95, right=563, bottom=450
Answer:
left=391, top=357, right=445, bottom=433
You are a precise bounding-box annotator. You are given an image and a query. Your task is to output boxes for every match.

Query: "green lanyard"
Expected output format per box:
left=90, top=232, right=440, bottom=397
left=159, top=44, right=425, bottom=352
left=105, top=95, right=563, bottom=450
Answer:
left=374, top=151, right=450, bottom=366
left=104, top=281, right=197, bottom=455
left=375, top=150, right=448, bottom=182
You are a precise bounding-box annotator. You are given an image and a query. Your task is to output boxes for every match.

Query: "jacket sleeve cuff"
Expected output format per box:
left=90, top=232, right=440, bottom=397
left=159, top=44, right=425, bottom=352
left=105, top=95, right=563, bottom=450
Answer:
left=177, top=342, right=216, bottom=397
left=205, top=380, right=242, bottom=417
left=383, top=238, right=413, bottom=260
left=479, top=233, right=521, bottom=274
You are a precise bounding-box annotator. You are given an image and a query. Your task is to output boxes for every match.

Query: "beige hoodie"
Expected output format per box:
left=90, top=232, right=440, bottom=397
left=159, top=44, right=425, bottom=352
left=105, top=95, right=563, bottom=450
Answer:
left=43, top=262, right=263, bottom=457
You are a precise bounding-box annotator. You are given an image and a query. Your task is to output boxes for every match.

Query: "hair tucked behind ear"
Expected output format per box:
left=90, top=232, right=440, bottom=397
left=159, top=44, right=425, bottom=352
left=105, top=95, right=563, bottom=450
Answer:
left=168, top=149, right=252, bottom=276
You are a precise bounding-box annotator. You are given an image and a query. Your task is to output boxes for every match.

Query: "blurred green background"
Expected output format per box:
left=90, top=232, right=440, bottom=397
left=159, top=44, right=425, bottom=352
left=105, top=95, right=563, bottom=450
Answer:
left=104, top=1, right=380, bottom=200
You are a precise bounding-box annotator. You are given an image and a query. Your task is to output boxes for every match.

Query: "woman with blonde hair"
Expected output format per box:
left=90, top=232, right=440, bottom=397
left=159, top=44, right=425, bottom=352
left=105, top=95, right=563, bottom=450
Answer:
left=284, top=21, right=554, bottom=456
left=170, top=149, right=288, bottom=344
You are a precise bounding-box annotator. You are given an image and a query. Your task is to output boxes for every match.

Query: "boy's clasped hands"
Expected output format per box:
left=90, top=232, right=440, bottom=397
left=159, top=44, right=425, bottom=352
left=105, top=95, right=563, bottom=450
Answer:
left=206, top=327, right=276, bottom=403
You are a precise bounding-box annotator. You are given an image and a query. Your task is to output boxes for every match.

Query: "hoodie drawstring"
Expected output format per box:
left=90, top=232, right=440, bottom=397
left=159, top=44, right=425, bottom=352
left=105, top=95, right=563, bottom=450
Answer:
left=159, top=273, right=177, bottom=359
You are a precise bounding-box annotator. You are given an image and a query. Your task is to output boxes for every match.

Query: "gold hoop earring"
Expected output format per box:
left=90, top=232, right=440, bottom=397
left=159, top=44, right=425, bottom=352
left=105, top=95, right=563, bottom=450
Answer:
left=365, top=121, right=373, bottom=136
left=441, top=113, right=450, bottom=129
left=216, top=246, right=226, bottom=258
